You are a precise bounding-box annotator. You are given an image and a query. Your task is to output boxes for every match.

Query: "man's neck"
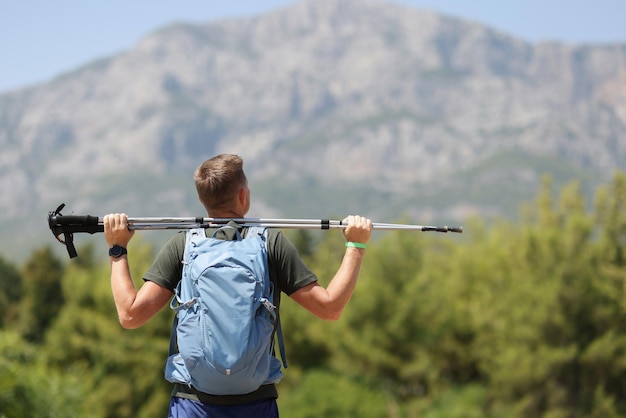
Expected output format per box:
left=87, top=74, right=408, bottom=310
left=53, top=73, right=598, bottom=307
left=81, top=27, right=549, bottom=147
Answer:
left=209, top=209, right=244, bottom=219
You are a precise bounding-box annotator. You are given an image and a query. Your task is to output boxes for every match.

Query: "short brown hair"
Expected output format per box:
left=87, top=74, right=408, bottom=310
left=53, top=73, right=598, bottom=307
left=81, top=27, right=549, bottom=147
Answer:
left=194, top=154, right=247, bottom=211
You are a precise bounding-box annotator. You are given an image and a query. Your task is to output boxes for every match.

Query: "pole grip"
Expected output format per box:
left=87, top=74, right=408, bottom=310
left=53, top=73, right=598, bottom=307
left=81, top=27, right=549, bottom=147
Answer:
left=48, top=214, right=103, bottom=234
left=48, top=209, right=103, bottom=259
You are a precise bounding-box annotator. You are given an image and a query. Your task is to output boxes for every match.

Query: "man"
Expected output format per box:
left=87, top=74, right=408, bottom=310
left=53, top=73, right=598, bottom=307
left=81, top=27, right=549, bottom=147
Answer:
left=104, top=154, right=372, bottom=417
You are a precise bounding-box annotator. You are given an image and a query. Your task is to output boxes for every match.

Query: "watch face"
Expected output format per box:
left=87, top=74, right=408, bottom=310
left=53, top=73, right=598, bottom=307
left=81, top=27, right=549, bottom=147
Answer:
left=109, top=245, right=126, bottom=257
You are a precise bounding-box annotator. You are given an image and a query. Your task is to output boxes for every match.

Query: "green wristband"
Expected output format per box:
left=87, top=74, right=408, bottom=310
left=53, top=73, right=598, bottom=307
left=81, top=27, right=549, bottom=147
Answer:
left=345, top=242, right=367, bottom=249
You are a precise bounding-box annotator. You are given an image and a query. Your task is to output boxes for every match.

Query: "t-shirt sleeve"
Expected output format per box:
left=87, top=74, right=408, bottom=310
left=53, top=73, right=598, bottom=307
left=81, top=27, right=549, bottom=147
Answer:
left=268, top=230, right=318, bottom=296
left=143, top=232, right=186, bottom=293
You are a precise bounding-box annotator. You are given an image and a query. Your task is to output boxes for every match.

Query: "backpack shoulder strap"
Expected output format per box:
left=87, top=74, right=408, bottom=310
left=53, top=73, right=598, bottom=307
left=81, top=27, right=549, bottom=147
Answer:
left=245, top=226, right=265, bottom=239
left=245, top=226, right=288, bottom=369
left=168, top=228, right=206, bottom=356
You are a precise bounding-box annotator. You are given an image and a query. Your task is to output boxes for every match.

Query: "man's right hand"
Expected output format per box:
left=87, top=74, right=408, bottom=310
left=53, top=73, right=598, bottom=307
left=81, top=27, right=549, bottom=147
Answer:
left=103, top=213, right=135, bottom=248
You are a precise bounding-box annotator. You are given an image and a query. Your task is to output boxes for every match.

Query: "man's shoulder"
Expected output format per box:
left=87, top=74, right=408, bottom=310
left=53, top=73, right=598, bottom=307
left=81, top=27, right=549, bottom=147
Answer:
left=159, top=231, right=187, bottom=258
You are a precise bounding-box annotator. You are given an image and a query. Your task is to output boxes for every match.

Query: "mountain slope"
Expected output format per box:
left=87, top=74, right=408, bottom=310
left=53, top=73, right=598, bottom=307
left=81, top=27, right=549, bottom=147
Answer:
left=1, top=0, right=625, bottom=260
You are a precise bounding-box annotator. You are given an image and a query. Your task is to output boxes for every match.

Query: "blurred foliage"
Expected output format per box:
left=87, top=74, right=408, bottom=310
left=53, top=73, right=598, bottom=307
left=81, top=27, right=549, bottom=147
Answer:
left=0, top=257, right=21, bottom=327
left=0, top=171, right=625, bottom=417
left=15, top=246, right=64, bottom=343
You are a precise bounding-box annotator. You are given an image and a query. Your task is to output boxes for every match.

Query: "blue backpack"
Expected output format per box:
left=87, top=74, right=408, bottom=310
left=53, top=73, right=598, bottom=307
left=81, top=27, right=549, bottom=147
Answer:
left=164, top=225, right=286, bottom=395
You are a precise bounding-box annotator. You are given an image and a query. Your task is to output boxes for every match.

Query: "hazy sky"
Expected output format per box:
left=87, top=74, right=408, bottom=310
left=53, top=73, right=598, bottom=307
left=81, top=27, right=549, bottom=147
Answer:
left=1, top=0, right=624, bottom=93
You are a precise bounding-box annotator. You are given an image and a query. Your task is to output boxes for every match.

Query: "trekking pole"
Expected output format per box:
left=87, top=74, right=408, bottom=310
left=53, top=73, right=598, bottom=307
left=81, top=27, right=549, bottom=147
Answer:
left=48, top=203, right=463, bottom=258
left=120, top=217, right=462, bottom=232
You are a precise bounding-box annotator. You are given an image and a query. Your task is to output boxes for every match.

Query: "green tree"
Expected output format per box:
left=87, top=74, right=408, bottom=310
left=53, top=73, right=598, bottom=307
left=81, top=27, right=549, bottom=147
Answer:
left=470, top=175, right=626, bottom=417
left=278, top=369, right=388, bottom=418
left=43, top=237, right=173, bottom=418
left=0, top=329, right=86, bottom=418
left=16, top=246, right=64, bottom=342
left=0, top=256, right=22, bottom=327
left=285, top=173, right=626, bottom=417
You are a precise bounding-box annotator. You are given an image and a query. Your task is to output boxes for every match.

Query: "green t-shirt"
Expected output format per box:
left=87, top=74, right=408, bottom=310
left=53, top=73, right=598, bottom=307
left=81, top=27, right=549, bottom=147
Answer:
left=144, top=225, right=317, bottom=296
left=143, top=223, right=318, bottom=405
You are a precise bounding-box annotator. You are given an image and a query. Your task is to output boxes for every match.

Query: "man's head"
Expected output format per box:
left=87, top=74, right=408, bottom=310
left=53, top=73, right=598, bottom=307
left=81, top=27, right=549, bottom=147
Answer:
left=194, top=154, right=249, bottom=216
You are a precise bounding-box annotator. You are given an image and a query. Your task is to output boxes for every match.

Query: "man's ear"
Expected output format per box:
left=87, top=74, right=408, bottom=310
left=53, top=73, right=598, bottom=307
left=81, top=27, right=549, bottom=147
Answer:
left=239, top=186, right=251, bottom=216
left=238, top=187, right=247, bottom=205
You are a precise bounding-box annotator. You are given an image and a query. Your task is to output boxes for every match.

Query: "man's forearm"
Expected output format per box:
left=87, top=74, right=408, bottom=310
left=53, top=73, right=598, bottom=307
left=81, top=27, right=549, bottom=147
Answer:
left=325, top=247, right=366, bottom=312
left=110, top=257, right=139, bottom=328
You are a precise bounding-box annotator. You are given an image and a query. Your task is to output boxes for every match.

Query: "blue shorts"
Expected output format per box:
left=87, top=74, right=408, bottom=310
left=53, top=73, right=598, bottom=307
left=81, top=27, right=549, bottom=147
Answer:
left=168, top=396, right=279, bottom=418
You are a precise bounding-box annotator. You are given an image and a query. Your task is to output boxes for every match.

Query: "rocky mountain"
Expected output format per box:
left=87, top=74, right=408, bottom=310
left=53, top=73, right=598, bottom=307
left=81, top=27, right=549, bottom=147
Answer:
left=1, top=0, right=625, bottom=261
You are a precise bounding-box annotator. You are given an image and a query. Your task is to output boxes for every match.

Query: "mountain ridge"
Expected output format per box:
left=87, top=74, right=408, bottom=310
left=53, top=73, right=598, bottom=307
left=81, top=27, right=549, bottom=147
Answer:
left=1, top=0, right=625, bottom=261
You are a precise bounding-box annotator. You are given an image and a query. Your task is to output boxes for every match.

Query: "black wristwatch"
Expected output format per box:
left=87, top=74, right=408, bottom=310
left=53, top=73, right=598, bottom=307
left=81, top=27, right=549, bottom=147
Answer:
left=108, top=245, right=127, bottom=258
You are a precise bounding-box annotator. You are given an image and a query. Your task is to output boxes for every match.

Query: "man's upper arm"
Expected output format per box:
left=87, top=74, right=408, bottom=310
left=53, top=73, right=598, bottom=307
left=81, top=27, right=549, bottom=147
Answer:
left=123, top=233, right=182, bottom=327
left=119, top=280, right=173, bottom=329
left=289, top=281, right=326, bottom=316
left=269, top=230, right=317, bottom=295
left=143, top=232, right=186, bottom=293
